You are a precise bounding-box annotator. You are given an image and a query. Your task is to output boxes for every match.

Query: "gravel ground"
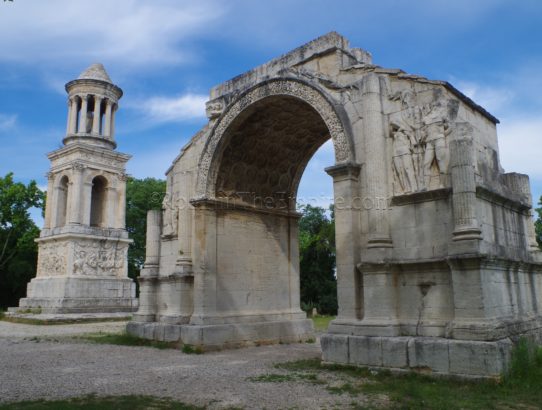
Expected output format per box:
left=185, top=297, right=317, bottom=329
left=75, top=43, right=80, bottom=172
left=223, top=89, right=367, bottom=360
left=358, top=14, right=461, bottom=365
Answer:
left=0, top=321, right=368, bottom=409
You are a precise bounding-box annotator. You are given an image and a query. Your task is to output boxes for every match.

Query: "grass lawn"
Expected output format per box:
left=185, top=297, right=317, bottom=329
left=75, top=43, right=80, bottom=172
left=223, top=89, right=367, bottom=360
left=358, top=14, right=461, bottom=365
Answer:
left=0, top=395, right=204, bottom=410
left=312, top=315, right=334, bottom=331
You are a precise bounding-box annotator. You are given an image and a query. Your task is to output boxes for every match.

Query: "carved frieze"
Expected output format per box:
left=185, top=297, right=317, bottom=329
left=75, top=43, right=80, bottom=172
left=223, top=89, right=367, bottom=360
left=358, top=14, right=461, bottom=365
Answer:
left=37, top=241, right=68, bottom=276
left=389, top=88, right=459, bottom=194
left=73, top=239, right=127, bottom=277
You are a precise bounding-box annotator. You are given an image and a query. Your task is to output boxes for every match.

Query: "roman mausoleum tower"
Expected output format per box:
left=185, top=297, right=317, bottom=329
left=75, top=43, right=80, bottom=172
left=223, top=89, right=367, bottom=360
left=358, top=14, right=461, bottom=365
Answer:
left=16, top=64, right=137, bottom=313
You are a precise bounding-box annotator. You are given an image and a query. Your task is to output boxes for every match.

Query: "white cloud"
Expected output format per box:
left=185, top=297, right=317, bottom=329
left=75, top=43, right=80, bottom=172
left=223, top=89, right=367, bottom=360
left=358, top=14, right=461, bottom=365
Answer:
left=0, top=0, right=224, bottom=67
left=453, top=80, right=514, bottom=115
left=136, top=93, right=208, bottom=124
left=0, top=114, right=17, bottom=131
left=498, top=117, right=542, bottom=179
left=127, top=143, right=184, bottom=179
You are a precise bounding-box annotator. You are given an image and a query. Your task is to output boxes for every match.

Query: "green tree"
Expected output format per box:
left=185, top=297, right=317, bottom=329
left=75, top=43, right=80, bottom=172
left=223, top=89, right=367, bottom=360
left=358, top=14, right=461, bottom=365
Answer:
left=125, top=177, right=166, bottom=281
left=298, top=204, right=337, bottom=315
left=0, top=173, right=44, bottom=309
left=535, top=197, right=542, bottom=248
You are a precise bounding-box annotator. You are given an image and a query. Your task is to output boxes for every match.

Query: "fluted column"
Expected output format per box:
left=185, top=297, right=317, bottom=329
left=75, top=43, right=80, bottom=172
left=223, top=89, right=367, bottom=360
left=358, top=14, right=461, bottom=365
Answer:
left=450, top=123, right=482, bottom=241
left=360, top=73, right=392, bottom=248
left=68, top=97, right=78, bottom=135
left=79, top=95, right=88, bottom=134
left=175, top=171, right=193, bottom=275
left=66, top=98, right=73, bottom=134
left=144, top=210, right=162, bottom=271
left=326, top=163, right=363, bottom=322
left=43, top=172, right=55, bottom=229
left=91, top=96, right=102, bottom=135
left=104, top=100, right=112, bottom=139
left=106, top=186, right=117, bottom=228
left=110, top=105, right=117, bottom=139
left=133, top=210, right=162, bottom=322
left=68, top=163, right=84, bottom=224
left=116, top=174, right=127, bottom=229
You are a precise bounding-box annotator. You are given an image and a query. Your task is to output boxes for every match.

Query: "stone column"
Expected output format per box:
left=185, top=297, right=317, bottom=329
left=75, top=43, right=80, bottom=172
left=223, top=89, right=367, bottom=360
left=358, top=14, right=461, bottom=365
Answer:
left=43, top=173, right=55, bottom=229
left=68, top=163, right=84, bottom=224
left=66, top=98, right=73, bottom=134
left=106, top=186, right=117, bottom=228
left=175, top=171, right=193, bottom=274
left=116, top=174, right=127, bottom=229
left=79, top=95, right=88, bottom=134
left=68, top=98, right=78, bottom=135
left=449, top=123, right=482, bottom=241
left=326, top=163, right=363, bottom=321
left=110, top=105, right=117, bottom=139
left=173, top=171, right=195, bottom=321
left=360, top=73, right=392, bottom=248
left=189, top=202, right=218, bottom=325
left=81, top=180, right=93, bottom=226
left=134, top=210, right=161, bottom=322
left=91, top=96, right=102, bottom=135
left=104, top=100, right=113, bottom=139
left=50, top=182, right=67, bottom=228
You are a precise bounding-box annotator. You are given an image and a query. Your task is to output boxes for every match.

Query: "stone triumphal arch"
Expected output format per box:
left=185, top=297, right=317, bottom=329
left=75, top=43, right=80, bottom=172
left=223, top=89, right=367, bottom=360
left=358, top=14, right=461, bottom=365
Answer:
left=128, top=33, right=542, bottom=377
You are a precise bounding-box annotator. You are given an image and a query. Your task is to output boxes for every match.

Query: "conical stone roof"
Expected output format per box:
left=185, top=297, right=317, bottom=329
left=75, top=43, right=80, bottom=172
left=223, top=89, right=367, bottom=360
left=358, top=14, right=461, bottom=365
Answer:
left=77, top=63, right=112, bottom=83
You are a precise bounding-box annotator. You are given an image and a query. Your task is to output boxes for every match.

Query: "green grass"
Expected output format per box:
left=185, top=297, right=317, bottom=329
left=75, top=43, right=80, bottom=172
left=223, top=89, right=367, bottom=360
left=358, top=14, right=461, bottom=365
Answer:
left=247, top=372, right=323, bottom=384
left=0, top=395, right=204, bottom=410
left=272, top=341, right=542, bottom=410
left=182, top=344, right=204, bottom=354
left=0, top=309, right=5, bottom=320
left=311, top=315, right=334, bottom=331
left=79, top=332, right=177, bottom=349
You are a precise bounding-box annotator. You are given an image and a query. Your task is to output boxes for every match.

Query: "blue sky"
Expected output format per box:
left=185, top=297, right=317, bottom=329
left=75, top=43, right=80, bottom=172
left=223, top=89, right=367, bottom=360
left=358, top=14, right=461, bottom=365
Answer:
left=1, top=0, right=541, bottom=222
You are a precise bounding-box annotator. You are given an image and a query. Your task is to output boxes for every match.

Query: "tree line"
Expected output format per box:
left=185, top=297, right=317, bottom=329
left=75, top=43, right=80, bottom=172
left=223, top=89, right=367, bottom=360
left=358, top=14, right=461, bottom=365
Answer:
left=11, top=172, right=542, bottom=314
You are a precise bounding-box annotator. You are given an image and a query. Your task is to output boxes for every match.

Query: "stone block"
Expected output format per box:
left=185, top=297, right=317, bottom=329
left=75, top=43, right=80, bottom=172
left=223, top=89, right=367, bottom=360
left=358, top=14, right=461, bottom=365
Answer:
left=448, top=339, right=512, bottom=376
left=321, top=334, right=349, bottom=364
left=407, top=337, right=450, bottom=373
left=349, top=336, right=382, bottom=366
left=382, top=337, right=409, bottom=368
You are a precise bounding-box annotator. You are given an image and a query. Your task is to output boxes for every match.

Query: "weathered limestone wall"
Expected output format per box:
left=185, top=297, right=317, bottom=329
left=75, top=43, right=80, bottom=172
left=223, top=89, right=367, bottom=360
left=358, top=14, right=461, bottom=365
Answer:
left=129, top=32, right=542, bottom=374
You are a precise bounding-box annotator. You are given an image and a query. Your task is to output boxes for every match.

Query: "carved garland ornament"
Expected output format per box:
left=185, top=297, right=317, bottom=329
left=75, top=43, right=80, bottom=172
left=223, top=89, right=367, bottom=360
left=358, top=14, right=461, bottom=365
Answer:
left=195, top=79, right=354, bottom=198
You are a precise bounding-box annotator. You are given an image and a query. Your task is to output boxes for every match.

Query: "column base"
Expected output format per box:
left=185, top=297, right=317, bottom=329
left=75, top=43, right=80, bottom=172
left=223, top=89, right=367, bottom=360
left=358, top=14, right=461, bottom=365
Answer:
left=126, top=318, right=314, bottom=351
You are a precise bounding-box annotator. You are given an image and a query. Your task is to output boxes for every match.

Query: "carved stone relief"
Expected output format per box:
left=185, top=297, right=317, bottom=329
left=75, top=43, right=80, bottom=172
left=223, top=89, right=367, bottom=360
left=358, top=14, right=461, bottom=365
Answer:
left=37, top=241, right=68, bottom=276
left=389, top=88, right=458, bottom=194
left=162, top=193, right=179, bottom=237
left=73, top=240, right=126, bottom=277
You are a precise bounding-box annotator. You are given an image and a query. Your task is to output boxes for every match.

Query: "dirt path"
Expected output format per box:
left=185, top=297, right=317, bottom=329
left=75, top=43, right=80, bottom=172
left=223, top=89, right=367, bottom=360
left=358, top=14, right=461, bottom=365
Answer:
left=0, top=321, right=366, bottom=409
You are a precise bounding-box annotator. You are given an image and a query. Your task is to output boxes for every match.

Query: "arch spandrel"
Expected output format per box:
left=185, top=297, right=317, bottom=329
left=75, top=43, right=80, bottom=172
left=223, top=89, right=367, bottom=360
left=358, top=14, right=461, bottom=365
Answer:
left=194, top=78, right=355, bottom=200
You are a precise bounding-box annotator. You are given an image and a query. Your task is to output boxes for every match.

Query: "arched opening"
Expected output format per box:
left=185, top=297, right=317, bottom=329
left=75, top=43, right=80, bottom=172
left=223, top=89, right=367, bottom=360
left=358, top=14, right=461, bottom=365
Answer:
left=215, top=96, right=330, bottom=208
left=210, top=95, right=336, bottom=319
left=56, top=175, right=69, bottom=227
left=90, top=176, right=107, bottom=227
